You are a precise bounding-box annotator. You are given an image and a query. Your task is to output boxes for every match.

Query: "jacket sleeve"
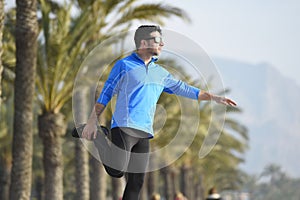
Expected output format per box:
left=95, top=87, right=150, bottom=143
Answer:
left=163, top=73, right=200, bottom=100
left=97, top=60, right=125, bottom=106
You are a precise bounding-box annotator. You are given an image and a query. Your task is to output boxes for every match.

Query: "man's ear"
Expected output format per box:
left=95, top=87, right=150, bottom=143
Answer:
left=140, top=40, right=148, bottom=48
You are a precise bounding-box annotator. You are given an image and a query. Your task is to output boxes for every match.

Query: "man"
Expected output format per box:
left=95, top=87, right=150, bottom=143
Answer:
left=81, top=25, right=236, bottom=200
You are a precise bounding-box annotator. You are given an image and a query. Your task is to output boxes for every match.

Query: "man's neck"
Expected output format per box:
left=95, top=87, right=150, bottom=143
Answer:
left=136, top=51, right=152, bottom=66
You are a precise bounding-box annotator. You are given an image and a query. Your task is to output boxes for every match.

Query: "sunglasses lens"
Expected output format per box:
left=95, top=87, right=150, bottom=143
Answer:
left=155, top=37, right=162, bottom=43
left=145, top=37, right=162, bottom=43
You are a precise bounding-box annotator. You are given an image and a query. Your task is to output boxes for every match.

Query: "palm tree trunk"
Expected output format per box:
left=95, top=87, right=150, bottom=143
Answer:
left=75, top=140, right=89, bottom=199
left=0, top=0, right=4, bottom=112
left=38, top=112, right=66, bottom=200
left=111, top=177, right=123, bottom=200
left=140, top=173, right=148, bottom=200
left=147, top=150, right=161, bottom=199
left=161, top=166, right=173, bottom=200
left=89, top=84, right=108, bottom=200
left=0, top=161, right=11, bottom=200
left=170, top=169, right=177, bottom=197
left=90, top=155, right=107, bottom=200
left=180, top=164, right=192, bottom=199
left=74, top=90, right=89, bottom=200
left=35, top=175, right=44, bottom=200
left=147, top=171, right=155, bottom=197
left=194, top=175, right=204, bottom=200
left=9, top=0, right=38, bottom=199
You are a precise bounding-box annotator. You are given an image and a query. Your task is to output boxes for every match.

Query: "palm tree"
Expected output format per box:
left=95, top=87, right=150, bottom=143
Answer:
left=73, top=90, right=90, bottom=200
left=160, top=166, right=173, bottom=200
left=0, top=106, right=13, bottom=200
left=36, top=1, right=100, bottom=198
left=1, top=8, right=16, bottom=85
left=0, top=0, right=4, bottom=111
left=190, top=103, right=248, bottom=192
left=89, top=155, right=108, bottom=200
left=88, top=84, right=109, bottom=200
left=0, top=8, right=16, bottom=200
left=260, top=164, right=283, bottom=185
left=0, top=136, right=12, bottom=200
left=9, top=0, right=38, bottom=199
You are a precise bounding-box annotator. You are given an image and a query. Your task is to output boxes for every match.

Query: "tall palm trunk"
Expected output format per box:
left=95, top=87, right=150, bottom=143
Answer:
left=75, top=141, right=89, bottom=199
left=9, top=0, right=38, bottom=199
left=0, top=0, right=4, bottom=112
left=0, top=159, right=11, bottom=200
left=194, top=175, right=204, bottom=200
left=161, top=166, right=173, bottom=200
left=170, top=169, right=177, bottom=196
left=38, top=112, right=66, bottom=200
left=35, top=175, right=43, bottom=200
left=74, top=90, right=90, bottom=200
left=180, top=163, right=192, bottom=199
left=147, top=149, right=160, bottom=198
left=140, top=178, right=148, bottom=200
left=147, top=171, right=154, bottom=197
left=89, top=84, right=108, bottom=200
left=89, top=156, right=107, bottom=200
left=0, top=3, right=9, bottom=197
left=111, top=177, right=123, bottom=200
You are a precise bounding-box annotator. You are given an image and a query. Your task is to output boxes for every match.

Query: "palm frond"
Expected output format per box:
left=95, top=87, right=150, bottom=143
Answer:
left=102, top=0, right=124, bottom=15
left=111, top=4, right=191, bottom=29
left=117, top=0, right=137, bottom=13
left=224, top=118, right=248, bottom=140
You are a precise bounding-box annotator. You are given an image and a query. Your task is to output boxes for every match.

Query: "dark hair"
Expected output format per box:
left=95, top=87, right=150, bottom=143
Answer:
left=134, top=25, right=162, bottom=49
left=208, top=187, right=217, bottom=195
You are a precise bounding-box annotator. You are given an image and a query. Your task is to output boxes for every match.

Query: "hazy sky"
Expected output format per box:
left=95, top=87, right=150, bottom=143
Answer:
left=155, top=0, right=300, bottom=86
left=6, top=0, right=300, bottom=86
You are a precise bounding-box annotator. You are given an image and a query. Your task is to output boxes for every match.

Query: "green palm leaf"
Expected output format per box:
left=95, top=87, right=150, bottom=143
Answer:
left=112, top=4, right=191, bottom=28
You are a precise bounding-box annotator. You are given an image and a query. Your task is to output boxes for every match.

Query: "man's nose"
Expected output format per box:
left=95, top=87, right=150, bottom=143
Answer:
left=159, top=41, right=164, bottom=46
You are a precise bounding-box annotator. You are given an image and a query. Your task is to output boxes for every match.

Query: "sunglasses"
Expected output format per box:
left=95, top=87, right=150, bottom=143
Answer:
left=145, top=37, right=163, bottom=44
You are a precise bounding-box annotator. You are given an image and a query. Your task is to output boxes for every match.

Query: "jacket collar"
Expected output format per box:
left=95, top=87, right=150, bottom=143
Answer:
left=132, top=52, right=158, bottom=65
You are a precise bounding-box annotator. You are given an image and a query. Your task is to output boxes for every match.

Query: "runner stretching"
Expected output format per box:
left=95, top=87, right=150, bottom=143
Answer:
left=80, top=25, right=236, bottom=200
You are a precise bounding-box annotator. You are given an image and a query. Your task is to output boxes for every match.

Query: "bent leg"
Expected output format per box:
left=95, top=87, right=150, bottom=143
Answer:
left=94, top=127, right=138, bottom=178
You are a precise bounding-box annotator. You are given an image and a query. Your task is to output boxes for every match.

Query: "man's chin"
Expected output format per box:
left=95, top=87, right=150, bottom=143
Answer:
left=153, top=51, right=161, bottom=56
left=147, top=48, right=161, bottom=56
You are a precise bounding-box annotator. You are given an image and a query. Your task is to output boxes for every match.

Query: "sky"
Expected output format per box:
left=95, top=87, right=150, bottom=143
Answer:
left=156, top=0, right=300, bottom=86
left=6, top=0, right=300, bottom=85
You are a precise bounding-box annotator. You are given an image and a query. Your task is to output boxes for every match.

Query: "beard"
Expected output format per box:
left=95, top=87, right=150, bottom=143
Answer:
left=147, top=47, right=160, bottom=56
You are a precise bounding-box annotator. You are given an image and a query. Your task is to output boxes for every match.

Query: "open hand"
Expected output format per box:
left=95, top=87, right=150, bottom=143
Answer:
left=214, top=96, right=237, bottom=106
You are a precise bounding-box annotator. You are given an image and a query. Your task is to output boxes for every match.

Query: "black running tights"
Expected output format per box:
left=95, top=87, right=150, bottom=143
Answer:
left=94, top=127, right=150, bottom=200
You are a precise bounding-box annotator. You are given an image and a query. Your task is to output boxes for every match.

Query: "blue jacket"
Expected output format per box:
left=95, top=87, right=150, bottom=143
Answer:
left=97, top=52, right=200, bottom=137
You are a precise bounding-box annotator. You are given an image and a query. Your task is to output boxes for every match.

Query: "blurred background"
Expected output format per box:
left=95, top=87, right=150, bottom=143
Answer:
left=1, top=0, right=299, bottom=200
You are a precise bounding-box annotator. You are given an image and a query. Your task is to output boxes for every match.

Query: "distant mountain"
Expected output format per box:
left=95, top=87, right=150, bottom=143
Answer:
left=213, top=57, right=300, bottom=177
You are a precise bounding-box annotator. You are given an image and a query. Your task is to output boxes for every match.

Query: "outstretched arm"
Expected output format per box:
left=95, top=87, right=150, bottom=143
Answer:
left=198, top=90, right=237, bottom=106
left=163, top=74, right=236, bottom=106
